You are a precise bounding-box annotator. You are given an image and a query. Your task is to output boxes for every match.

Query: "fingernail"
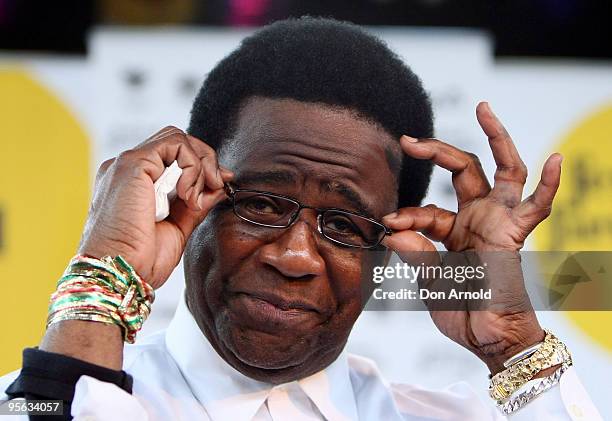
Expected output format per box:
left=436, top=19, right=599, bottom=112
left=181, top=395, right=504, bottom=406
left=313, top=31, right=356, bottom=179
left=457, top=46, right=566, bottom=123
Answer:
left=197, top=192, right=205, bottom=210
left=186, top=186, right=195, bottom=201
left=214, top=190, right=227, bottom=204
left=383, top=212, right=398, bottom=220
left=216, top=167, right=223, bottom=186
left=484, top=101, right=493, bottom=114
left=220, top=166, right=235, bottom=177
left=557, top=154, right=563, bottom=165
left=402, top=135, right=419, bottom=143
left=487, top=103, right=502, bottom=124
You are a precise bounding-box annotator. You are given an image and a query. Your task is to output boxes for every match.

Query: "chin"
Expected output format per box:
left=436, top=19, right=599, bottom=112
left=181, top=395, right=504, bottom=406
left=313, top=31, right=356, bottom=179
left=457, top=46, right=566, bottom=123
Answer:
left=205, top=304, right=350, bottom=383
left=218, top=321, right=312, bottom=370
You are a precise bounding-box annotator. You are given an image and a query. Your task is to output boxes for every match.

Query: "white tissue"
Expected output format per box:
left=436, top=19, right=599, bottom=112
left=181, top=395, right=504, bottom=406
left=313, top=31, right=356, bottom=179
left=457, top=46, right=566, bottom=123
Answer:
left=154, top=161, right=183, bottom=222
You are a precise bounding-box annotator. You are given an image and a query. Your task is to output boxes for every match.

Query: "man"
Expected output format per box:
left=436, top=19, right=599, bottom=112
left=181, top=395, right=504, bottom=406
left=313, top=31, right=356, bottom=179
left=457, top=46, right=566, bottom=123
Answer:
left=0, top=17, right=602, bottom=420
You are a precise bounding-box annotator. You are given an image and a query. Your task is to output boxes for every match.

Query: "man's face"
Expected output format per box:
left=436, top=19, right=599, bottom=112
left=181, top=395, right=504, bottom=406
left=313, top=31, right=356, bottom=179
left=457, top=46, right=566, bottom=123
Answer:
left=184, top=97, right=400, bottom=383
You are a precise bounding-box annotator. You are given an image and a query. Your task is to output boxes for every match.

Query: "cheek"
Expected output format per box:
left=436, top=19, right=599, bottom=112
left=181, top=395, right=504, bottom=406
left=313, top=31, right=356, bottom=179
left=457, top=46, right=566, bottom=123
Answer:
left=322, top=248, right=388, bottom=329
left=200, top=213, right=264, bottom=311
left=313, top=249, right=366, bottom=343
left=183, top=215, right=216, bottom=324
left=183, top=210, right=257, bottom=316
left=360, top=250, right=390, bottom=298
left=325, top=247, right=381, bottom=309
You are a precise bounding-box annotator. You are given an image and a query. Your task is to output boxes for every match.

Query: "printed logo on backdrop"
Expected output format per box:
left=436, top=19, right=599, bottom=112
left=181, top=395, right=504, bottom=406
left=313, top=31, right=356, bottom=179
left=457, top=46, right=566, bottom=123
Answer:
left=533, top=103, right=612, bottom=354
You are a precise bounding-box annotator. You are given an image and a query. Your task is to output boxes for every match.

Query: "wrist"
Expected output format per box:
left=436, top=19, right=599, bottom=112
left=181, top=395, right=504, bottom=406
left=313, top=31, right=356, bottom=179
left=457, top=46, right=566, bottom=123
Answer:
left=40, top=320, right=124, bottom=370
left=78, top=241, right=148, bottom=280
left=532, top=364, right=562, bottom=379
left=479, top=324, right=545, bottom=374
left=488, top=329, right=572, bottom=406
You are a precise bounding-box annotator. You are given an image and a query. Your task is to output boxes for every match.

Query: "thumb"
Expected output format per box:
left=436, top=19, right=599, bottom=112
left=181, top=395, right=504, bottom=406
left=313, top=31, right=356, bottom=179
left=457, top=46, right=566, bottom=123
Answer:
left=167, top=188, right=227, bottom=243
left=382, top=230, right=441, bottom=291
left=382, top=229, right=437, bottom=255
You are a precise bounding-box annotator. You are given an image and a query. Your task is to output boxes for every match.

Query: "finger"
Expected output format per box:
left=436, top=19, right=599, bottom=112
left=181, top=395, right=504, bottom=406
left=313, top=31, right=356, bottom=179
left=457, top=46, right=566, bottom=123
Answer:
left=184, top=133, right=235, bottom=182
left=194, top=167, right=234, bottom=208
left=220, top=166, right=234, bottom=178
left=94, top=158, right=116, bottom=189
left=185, top=135, right=225, bottom=190
left=476, top=102, right=528, bottom=206
left=400, top=136, right=491, bottom=207
left=381, top=231, right=440, bottom=289
left=131, top=128, right=231, bottom=213
left=187, top=162, right=235, bottom=211
left=169, top=142, right=203, bottom=210
left=382, top=229, right=437, bottom=254
left=132, top=132, right=204, bottom=211
left=135, top=126, right=184, bottom=148
left=197, top=186, right=228, bottom=212
left=188, top=167, right=206, bottom=211
left=383, top=205, right=456, bottom=243
left=220, top=169, right=234, bottom=183
left=166, top=188, right=228, bottom=246
left=200, top=152, right=223, bottom=190
left=513, top=153, right=562, bottom=229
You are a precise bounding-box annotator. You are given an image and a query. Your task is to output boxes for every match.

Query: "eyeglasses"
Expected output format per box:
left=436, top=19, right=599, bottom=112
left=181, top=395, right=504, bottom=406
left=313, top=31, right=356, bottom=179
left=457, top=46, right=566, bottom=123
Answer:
left=223, top=183, right=392, bottom=249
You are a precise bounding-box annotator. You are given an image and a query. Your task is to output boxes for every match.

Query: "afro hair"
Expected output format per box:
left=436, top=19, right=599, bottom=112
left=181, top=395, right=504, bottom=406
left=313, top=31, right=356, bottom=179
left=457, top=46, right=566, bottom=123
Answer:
left=188, top=16, right=434, bottom=207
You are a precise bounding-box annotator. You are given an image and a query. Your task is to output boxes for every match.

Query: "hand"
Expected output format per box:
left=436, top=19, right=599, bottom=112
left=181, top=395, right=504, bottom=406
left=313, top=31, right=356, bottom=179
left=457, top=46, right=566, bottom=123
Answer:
left=382, top=102, right=562, bottom=373
left=41, top=127, right=232, bottom=369
left=78, top=126, right=233, bottom=289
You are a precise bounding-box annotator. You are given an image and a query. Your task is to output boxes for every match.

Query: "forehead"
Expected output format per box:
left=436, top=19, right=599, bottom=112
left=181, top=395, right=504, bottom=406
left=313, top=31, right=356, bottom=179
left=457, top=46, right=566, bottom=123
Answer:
left=219, top=97, right=401, bottom=216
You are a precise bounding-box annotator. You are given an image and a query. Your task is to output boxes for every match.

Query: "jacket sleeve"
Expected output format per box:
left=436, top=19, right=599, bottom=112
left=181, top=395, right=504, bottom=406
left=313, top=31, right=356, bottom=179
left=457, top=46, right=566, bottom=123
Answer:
left=4, top=348, right=133, bottom=421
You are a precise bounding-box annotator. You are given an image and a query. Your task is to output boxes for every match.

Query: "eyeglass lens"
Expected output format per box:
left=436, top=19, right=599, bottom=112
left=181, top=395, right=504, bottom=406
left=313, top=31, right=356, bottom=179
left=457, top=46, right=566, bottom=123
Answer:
left=233, top=191, right=385, bottom=247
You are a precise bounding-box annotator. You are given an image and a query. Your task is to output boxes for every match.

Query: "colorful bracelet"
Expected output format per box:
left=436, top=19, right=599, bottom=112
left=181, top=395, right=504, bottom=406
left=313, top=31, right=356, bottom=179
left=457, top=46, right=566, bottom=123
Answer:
left=47, top=255, right=155, bottom=343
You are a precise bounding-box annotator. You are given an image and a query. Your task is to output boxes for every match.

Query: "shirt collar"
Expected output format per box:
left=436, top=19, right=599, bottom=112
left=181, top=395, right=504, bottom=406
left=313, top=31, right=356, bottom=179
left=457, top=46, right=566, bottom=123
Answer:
left=165, top=292, right=358, bottom=421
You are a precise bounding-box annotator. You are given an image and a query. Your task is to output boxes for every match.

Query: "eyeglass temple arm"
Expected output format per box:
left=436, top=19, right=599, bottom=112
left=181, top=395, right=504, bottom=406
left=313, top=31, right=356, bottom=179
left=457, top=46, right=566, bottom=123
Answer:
left=224, top=182, right=235, bottom=197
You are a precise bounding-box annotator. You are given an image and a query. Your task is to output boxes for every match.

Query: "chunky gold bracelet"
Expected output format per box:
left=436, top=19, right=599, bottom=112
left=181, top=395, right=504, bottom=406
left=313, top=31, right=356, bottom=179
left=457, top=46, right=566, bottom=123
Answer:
left=489, top=329, right=572, bottom=403
left=47, top=255, right=155, bottom=343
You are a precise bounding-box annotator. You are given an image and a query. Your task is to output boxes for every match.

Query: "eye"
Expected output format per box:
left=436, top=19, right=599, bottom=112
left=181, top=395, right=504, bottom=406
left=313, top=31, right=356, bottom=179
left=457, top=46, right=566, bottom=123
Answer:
left=324, top=214, right=362, bottom=236
left=241, top=195, right=282, bottom=215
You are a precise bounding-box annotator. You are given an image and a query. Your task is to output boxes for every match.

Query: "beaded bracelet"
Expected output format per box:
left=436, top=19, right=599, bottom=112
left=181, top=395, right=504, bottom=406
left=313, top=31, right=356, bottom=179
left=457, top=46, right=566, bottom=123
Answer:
left=47, top=255, right=155, bottom=343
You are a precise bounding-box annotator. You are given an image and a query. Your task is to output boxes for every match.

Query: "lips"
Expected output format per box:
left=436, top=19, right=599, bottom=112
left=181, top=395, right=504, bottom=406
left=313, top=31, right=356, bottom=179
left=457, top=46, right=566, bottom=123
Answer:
left=239, top=290, right=320, bottom=312
left=227, top=290, right=321, bottom=328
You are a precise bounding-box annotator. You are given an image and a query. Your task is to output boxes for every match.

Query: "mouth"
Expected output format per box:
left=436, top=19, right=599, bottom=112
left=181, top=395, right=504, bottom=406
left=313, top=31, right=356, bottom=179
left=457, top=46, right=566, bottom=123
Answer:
left=241, top=291, right=320, bottom=312
left=227, top=291, right=321, bottom=327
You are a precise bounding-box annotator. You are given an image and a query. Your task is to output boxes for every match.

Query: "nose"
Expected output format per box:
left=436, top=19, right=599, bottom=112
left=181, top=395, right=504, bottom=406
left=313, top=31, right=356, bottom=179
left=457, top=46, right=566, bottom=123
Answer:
left=258, top=217, right=325, bottom=279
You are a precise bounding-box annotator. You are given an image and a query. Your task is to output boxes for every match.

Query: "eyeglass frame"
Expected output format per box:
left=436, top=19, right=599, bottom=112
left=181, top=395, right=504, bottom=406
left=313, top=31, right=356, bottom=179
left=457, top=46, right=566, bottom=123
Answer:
left=223, top=182, right=393, bottom=249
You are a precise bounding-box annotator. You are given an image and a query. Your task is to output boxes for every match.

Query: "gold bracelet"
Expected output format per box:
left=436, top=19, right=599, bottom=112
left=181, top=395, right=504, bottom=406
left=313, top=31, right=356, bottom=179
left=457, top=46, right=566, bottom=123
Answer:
left=489, top=329, right=572, bottom=403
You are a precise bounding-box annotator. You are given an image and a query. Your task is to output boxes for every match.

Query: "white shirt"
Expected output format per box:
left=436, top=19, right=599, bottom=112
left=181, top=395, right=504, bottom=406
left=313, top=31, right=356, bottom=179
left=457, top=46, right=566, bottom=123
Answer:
left=0, top=296, right=603, bottom=421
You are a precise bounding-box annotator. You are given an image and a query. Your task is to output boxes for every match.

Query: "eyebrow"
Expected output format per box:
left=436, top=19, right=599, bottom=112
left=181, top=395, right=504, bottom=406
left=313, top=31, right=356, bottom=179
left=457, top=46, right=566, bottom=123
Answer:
left=321, top=181, right=375, bottom=217
left=235, top=170, right=296, bottom=186
left=236, top=170, right=376, bottom=218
